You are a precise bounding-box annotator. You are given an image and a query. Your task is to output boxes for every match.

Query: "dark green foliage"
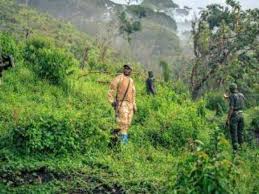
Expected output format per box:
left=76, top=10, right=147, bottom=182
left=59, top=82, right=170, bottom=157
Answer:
left=11, top=113, right=109, bottom=155
left=191, top=0, right=259, bottom=99
left=132, top=21, right=141, bottom=32
left=128, top=5, right=147, bottom=18
left=250, top=116, right=259, bottom=130
left=0, top=32, right=20, bottom=60
left=174, top=149, right=237, bottom=194
left=35, top=48, right=76, bottom=84
left=197, top=100, right=206, bottom=118
left=147, top=116, right=199, bottom=150
left=249, top=114, right=259, bottom=145
left=159, top=60, right=171, bottom=82
left=128, top=3, right=178, bottom=31
left=133, top=89, right=206, bottom=150
left=24, top=37, right=78, bottom=85
left=206, top=93, right=227, bottom=115
left=118, top=11, right=142, bottom=42
left=201, top=4, right=232, bottom=29
left=174, top=130, right=236, bottom=194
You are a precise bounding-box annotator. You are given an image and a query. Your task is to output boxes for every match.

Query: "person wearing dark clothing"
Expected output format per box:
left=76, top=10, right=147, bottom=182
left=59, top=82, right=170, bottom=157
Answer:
left=0, top=54, right=14, bottom=77
left=225, top=83, right=245, bottom=151
left=146, top=71, right=156, bottom=95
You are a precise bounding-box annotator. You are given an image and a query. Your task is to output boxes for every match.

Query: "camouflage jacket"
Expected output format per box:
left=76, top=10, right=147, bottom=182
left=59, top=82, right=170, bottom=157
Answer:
left=108, top=74, right=136, bottom=109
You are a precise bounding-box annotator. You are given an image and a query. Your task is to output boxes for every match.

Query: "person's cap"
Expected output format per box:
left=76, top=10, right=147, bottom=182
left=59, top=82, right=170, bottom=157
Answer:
left=123, top=64, right=132, bottom=70
left=229, top=83, right=237, bottom=92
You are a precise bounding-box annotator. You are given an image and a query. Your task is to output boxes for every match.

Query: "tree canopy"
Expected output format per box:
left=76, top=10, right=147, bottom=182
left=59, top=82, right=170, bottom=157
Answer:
left=191, top=0, right=259, bottom=100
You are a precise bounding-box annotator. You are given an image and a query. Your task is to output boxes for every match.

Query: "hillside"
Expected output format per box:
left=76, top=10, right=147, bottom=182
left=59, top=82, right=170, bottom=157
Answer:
left=16, top=0, right=180, bottom=70
left=0, top=0, right=259, bottom=193
left=1, top=0, right=129, bottom=72
left=142, top=0, right=178, bottom=10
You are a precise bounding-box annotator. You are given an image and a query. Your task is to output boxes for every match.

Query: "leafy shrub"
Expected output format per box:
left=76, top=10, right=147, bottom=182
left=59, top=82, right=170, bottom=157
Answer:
left=146, top=107, right=200, bottom=150
left=119, top=11, right=142, bottom=41
left=24, top=37, right=78, bottom=85
left=23, top=37, right=46, bottom=60
left=174, top=137, right=238, bottom=194
left=36, top=48, right=77, bottom=85
left=172, top=80, right=190, bottom=96
left=0, top=32, right=21, bottom=61
left=206, top=93, right=227, bottom=116
left=249, top=113, right=259, bottom=145
left=196, top=100, right=206, bottom=118
left=11, top=113, right=109, bottom=155
left=133, top=90, right=206, bottom=150
left=250, top=116, right=259, bottom=130
left=160, top=60, right=171, bottom=82
left=87, top=48, right=100, bottom=70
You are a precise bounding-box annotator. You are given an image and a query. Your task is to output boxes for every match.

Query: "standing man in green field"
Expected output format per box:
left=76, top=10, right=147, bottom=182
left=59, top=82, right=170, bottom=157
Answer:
left=225, top=83, right=245, bottom=151
left=108, top=64, right=137, bottom=144
left=146, top=71, right=156, bottom=95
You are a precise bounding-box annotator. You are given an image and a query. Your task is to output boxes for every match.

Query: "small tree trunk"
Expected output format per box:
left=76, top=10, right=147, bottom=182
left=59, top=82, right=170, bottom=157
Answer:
left=80, top=47, right=89, bottom=69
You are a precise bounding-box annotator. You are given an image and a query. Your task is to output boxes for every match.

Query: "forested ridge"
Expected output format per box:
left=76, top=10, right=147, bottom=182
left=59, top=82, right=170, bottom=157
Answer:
left=0, top=0, right=258, bottom=193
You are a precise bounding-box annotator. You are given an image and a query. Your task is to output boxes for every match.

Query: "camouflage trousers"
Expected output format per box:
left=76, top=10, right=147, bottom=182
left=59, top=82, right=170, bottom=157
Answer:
left=230, top=111, right=244, bottom=150
left=115, top=101, right=134, bottom=134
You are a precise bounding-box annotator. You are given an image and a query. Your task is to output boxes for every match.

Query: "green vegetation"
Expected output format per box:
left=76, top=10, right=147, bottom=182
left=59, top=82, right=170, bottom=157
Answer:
left=15, top=0, right=180, bottom=70
left=159, top=60, right=171, bottom=82
left=24, top=37, right=79, bottom=85
left=0, top=0, right=258, bottom=193
left=127, top=5, right=177, bottom=31
left=206, top=93, right=227, bottom=116
left=191, top=0, right=259, bottom=99
left=118, top=11, right=142, bottom=42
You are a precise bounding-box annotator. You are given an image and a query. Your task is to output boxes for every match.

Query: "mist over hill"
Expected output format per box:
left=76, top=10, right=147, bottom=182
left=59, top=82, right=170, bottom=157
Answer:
left=16, top=0, right=184, bottom=71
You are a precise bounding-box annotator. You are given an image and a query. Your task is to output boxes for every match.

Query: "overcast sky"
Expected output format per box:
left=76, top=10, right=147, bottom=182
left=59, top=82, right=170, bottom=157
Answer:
left=110, top=0, right=259, bottom=9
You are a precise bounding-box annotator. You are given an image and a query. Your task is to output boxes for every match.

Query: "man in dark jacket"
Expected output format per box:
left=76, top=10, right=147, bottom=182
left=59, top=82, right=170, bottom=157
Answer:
left=146, top=71, right=156, bottom=95
left=0, top=54, right=15, bottom=77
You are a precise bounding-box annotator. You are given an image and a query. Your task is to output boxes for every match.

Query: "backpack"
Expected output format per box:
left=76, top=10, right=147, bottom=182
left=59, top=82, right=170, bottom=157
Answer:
left=233, top=93, right=245, bottom=110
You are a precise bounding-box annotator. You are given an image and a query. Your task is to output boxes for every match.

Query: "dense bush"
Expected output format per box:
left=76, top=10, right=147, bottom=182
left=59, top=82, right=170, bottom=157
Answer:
left=206, top=93, right=227, bottom=116
left=251, top=116, right=259, bottom=130
left=0, top=32, right=21, bottom=61
left=174, top=150, right=238, bottom=193
left=24, top=37, right=78, bottom=85
left=132, top=88, right=208, bottom=150
left=145, top=107, right=200, bottom=150
left=36, top=48, right=77, bottom=84
left=249, top=113, right=259, bottom=145
left=174, top=136, right=238, bottom=194
left=87, top=48, right=106, bottom=70
left=11, top=113, right=109, bottom=155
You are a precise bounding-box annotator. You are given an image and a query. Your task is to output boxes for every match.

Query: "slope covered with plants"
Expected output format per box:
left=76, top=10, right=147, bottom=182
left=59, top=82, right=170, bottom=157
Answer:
left=15, top=0, right=180, bottom=70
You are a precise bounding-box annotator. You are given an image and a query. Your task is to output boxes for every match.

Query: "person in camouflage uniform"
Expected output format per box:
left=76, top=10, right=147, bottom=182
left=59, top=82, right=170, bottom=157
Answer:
left=225, top=83, right=245, bottom=150
left=108, top=64, right=137, bottom=144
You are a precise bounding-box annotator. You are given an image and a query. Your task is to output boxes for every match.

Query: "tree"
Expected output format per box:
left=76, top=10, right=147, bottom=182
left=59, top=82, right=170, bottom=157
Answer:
left=191, top=0, right=259, bottom=99
left=118, top=8, right=143, bottom=43
left=160, top=60, right=171, bottom=82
